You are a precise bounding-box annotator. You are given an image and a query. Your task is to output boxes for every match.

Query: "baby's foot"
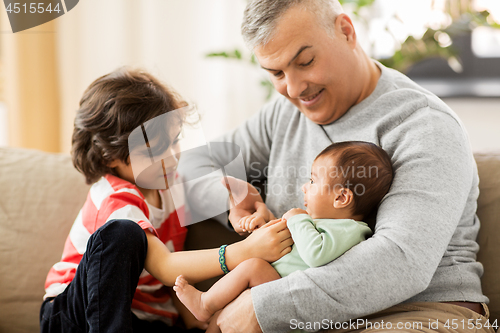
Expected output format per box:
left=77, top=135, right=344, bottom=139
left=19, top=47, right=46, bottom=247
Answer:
left=173, top=275, right=213, bottom=322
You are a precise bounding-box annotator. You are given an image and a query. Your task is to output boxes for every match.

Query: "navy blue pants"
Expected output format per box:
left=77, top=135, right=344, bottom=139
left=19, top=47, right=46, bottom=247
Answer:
left=40, top=220, right=201, bottom=333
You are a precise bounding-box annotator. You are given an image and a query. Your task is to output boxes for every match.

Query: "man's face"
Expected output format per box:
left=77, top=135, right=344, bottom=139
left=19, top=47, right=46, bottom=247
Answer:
left=254, top=7, right=360, bottom=125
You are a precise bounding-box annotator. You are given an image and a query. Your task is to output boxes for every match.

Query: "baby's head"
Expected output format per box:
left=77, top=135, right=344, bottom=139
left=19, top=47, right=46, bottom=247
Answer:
left=72, top=67, right=189, bottom=185
left=302, top=141, right=393, bottom=221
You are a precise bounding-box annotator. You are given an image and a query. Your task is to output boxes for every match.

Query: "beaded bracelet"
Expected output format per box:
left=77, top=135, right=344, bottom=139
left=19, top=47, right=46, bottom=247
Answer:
left=219, top=244, right=230, bottom=274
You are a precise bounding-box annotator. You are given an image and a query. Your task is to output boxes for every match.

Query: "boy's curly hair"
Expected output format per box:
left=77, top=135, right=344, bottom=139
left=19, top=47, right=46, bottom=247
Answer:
left=72, top=67, right=188, bottom=184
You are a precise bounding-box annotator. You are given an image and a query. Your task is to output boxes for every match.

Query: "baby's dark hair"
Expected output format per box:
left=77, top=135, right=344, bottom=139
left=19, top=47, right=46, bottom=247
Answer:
left=315, top=141, right=393, bottom=219
left=72, top=67, right=189, bottom=184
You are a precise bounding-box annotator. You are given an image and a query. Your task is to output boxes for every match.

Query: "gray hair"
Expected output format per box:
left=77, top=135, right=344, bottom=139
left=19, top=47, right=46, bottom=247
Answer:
left=241, top=0, right=344, bottom=50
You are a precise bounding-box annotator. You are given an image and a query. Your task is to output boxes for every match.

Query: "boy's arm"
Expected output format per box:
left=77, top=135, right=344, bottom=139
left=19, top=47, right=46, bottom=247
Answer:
left=143, top=218, right=292, bottom=286
left=286, top=214, right=371, bottom=268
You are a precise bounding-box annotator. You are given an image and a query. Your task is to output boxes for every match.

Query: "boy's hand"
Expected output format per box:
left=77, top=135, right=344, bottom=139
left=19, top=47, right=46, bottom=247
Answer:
left=282, top=208, right=308, bottom=221
left=238, top=201, right=276, bottom=232
left=243, top=218, right=293, bottom=262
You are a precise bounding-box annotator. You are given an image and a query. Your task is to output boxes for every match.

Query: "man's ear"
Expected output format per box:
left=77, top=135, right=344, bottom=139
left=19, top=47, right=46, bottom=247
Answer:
left=335, top=13, right=357, bottom=47
left=333, top=187, right=354, bottom=209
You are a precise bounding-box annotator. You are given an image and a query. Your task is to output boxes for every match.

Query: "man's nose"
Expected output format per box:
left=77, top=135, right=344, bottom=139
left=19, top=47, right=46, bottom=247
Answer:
left=286, top=73, right=307, bottom=99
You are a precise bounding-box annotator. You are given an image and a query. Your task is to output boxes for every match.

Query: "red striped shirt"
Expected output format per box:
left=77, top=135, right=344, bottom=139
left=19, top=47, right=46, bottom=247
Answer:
left=44, top=174, right=188, bottom=325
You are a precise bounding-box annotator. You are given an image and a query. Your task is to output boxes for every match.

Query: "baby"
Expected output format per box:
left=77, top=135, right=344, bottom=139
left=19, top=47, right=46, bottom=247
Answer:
left=174, top=141, right=393, bottom=330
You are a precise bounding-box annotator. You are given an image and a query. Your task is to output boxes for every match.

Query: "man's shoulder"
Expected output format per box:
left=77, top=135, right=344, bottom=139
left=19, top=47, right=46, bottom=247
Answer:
left=252, top=95, right=305, bottom=132
left=260, top=95, right=298, bottom=116
left=377, top=65, right=451, bottom=113
left=371, top=65, right=460, bottom=125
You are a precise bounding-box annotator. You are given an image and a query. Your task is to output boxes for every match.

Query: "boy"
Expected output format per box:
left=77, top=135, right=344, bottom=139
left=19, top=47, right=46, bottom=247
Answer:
left=40, top=68, right=293, bottom=332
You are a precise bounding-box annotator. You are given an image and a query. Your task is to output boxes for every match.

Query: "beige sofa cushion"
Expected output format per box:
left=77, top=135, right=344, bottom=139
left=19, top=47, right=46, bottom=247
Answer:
left=0, top=147, right=498, bottom=332
left=475, top=152, right=500, bottom=326
left=0, top=148, right=89, bottom=333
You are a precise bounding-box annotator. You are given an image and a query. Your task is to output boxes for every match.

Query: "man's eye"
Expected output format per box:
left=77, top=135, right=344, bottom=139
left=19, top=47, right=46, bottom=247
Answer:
left=273, top=71, right=284, bottom=78
left=301, top=58, right=314, bottom=67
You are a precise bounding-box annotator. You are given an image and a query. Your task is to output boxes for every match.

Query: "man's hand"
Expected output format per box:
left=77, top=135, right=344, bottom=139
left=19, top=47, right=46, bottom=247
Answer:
left=282, top=208, right=308, bottom=221
left=220, top=176, right=265, bottom=235
left=217, top=289, right=262, bottom=333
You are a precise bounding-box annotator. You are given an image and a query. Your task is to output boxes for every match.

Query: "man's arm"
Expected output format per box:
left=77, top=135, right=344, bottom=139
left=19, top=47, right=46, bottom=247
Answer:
left=249, top=109, right=477, bottom=332
left=178, top=99, right=283, bottom=230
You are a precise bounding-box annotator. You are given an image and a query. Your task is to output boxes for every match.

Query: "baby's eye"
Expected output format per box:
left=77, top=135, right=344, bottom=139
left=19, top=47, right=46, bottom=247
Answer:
left=309, top=178, right=314, bottom=184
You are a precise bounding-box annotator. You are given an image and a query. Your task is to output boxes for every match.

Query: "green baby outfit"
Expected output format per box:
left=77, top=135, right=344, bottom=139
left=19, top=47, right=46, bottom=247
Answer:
left=272, top=214, right=372, bottom=278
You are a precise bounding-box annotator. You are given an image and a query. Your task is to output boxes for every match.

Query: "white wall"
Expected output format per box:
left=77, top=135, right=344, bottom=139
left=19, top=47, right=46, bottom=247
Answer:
left=1, top=0, right=497, bottom=154
left=56, top=0, right=269, bottom=153
left=444, top=98, right=500, bottom=153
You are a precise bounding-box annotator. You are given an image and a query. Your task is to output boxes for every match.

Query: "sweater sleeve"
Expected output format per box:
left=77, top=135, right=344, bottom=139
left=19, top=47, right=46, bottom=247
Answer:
left=252, top=107, right=476, bottom=332
left=177, top=99, right=282, bottom=226
left=287, top=214, right=372, bottom=268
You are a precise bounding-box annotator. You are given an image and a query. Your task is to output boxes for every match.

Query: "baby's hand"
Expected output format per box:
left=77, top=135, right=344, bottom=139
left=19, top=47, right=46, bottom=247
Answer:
left=282, top=208, right=308, bottom=221
left=238, top=212, right=266, bottom=232
left=238, top=201, right=275, bottom=232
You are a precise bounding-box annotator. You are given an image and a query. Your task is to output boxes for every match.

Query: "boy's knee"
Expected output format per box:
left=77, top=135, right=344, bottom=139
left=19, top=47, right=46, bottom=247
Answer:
left=97, top=219, right=147, bottom=254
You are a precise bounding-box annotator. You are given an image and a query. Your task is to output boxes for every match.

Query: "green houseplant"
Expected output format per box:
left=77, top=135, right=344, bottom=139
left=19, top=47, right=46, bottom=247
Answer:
left=207, top=0, right=500, bottom=99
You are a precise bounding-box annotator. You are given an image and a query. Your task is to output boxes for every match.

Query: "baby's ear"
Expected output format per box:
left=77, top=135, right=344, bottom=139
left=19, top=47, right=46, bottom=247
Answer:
left=333, top=188, right=354, bottom=209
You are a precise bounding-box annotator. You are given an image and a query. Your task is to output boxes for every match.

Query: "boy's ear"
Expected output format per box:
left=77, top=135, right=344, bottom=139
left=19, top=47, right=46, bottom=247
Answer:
left=333, top=188, right=354, bottom=209
left=108, top=157, right=130, bottom=168
left=108, top=159, right=119, bottom=168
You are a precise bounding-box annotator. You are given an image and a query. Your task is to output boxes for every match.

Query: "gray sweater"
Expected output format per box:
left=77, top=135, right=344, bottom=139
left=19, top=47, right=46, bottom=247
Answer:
left=181, top=63, right=487, bottom=332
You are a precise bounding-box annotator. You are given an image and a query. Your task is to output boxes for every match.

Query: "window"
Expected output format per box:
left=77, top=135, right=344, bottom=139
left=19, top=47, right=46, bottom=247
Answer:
left=0, top=12, right=7, bottom=146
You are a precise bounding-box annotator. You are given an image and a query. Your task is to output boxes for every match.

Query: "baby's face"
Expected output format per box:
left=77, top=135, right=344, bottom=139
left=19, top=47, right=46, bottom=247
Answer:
left=302, top=156, right=338, bottom=219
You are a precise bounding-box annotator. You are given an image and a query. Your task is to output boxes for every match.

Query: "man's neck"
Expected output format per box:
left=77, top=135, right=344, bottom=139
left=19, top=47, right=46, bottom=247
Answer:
left=354, top=51, right=381, bottom=105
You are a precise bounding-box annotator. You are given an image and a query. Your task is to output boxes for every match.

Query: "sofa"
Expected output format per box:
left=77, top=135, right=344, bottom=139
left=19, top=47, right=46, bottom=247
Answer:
left=0, top=146, right=498, bottom=333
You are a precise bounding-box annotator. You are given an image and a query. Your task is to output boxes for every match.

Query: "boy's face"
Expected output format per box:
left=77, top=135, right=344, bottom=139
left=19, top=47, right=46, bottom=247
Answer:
left=134, top=132, right=181, bottom=190
left=112, top=133, right=181, bottom=190
left=301, top=156, right=338, bottom=219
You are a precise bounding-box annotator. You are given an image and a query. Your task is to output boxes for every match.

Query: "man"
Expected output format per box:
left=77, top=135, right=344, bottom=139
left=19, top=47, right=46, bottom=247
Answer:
left=181, top=0, right=493, bottom=332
